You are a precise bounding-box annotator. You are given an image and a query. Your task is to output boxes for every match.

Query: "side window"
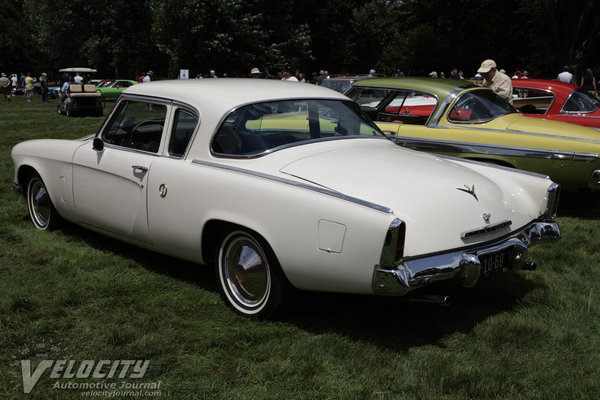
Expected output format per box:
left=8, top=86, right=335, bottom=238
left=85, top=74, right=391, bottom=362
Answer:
left=102, top=101, right=167, bottom=153
left=169, top=109, right=198, bottom=157
left=512, top=88, right=554, bottom=114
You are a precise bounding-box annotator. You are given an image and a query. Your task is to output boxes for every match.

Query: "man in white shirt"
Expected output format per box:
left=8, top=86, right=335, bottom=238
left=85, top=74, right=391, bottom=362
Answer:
left=557, top=66, right=573, bottom=83
left=143, top=71, right=153, bottom=83
left=477, top=59, right=513, bottom=104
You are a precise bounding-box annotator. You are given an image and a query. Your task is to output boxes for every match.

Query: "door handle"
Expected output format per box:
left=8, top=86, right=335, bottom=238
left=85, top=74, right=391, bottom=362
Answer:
left=132, top=165, right=148, bottom=172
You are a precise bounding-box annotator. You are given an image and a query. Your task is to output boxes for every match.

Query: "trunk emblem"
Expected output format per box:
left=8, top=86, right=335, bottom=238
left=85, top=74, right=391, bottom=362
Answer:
left=482, top=213, right=491, bottom=224
left=457, top=184, right=478, bottom=201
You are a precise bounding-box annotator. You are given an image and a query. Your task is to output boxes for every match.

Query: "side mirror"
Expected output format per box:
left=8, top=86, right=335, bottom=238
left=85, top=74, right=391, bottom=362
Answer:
left=93, top=137, right=104, bottom=151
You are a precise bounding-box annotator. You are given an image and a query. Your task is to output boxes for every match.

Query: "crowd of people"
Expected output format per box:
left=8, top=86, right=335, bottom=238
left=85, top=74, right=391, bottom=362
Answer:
left=2, top=62, right=599, bottom=104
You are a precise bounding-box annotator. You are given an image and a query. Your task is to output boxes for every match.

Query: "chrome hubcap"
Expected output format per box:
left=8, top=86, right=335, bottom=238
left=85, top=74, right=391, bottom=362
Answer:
left=29, top=179, right=50, bottom=228
left=223, top=234, right=270, bottom=308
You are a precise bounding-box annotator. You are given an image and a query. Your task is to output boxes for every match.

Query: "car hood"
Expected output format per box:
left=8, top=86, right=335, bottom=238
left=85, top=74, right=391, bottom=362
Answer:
left=497, top=114, right=600, bottom=141
left=278, top=140, right=545, bottom=256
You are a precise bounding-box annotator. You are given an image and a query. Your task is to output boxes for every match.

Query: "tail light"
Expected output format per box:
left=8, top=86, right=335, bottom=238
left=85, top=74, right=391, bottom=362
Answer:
left=545, top=183, right=560, bottom=218
left=381, top=218, right=406, bottom=266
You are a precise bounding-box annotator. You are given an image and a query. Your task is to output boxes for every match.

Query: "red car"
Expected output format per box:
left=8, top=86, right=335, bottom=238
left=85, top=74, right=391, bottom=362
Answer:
left=512, top=78, right=600, bottom=128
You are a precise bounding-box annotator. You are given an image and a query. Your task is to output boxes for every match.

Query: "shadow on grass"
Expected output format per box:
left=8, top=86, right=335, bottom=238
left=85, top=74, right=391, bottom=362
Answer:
left=557, top=191, right=600, bottom=219
left=282, top=273, right=541, bottom=352
left=54, top=218, right=542, bottom=352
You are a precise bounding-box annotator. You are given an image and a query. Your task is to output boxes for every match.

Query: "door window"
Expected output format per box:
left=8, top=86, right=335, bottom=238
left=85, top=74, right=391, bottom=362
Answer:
left=102, top=101, right=167, bottom=153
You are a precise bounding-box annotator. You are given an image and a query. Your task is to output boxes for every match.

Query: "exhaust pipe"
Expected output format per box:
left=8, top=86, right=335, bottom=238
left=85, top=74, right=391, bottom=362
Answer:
left=408, top=295, right=452, bottom=307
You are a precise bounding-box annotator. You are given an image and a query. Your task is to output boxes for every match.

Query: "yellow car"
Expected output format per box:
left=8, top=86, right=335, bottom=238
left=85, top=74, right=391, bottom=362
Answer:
left=347, top=77, right=600, bottom=190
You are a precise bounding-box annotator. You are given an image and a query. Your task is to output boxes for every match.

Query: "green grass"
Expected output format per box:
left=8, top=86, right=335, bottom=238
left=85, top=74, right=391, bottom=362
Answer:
left=1, top=97, right=600, bottom=399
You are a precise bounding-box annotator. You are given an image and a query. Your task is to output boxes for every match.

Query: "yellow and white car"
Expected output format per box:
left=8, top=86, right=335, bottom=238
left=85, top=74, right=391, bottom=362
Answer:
left=348, top=77, right=600, bottom=190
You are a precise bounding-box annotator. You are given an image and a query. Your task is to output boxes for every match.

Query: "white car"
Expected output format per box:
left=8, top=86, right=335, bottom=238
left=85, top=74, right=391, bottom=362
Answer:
left=12, top=79, right=561, bottom=318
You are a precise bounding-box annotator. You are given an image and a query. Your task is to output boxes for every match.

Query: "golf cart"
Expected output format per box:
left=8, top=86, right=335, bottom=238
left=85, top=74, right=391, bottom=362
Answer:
left=57, top=67, right=103, bottom=117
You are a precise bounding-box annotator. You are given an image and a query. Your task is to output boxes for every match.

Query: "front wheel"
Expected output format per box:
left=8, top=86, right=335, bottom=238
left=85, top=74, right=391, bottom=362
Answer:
left=215, top=230, right=288, bottom=319
left=26, top=173, right=60, bottom=230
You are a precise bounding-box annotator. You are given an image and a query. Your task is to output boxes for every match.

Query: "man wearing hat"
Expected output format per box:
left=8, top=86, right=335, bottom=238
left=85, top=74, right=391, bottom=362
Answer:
left=250, top=68, right=261, bottom=78
left=143, top=71, right=153, bottom=83
left=0, top=73, right=11, bottom=101
left=477, top=59, right=513, bottom=104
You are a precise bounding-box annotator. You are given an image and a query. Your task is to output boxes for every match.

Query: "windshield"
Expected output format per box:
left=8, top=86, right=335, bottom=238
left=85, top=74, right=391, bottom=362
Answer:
left=448, top=89, right=518, bottom=123
left=562, top=89, right=600, bottom=113
left=211, top=99, right=385, bottom=156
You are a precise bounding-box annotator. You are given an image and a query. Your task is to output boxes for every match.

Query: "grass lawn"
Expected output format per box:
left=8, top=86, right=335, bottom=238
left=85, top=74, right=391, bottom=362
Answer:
left=1, top=96, right=599, bottom=399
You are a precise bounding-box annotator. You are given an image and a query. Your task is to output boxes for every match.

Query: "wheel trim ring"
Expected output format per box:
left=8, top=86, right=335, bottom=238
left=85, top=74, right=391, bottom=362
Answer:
left=28, top=179, right=51, bottom=228
left=222, top=235, right=271, bottom=311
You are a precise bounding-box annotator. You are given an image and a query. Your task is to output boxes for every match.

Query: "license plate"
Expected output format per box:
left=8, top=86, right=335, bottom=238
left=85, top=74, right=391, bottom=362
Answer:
left=480, top=251, right=507, bottom=276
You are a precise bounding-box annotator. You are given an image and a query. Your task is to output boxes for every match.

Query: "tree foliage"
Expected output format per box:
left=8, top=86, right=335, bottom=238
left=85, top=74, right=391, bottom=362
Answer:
left=1, top=0, right=599, bottom=80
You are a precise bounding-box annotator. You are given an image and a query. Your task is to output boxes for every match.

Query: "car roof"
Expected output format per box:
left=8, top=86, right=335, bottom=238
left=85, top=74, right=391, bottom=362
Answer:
left=124, top=79, right=349, bottom=111
left=352, top=77, right=478, bottom=99
left=59, top=67, right=97, bottom=73
left=511, top=78, right=578, bottom=95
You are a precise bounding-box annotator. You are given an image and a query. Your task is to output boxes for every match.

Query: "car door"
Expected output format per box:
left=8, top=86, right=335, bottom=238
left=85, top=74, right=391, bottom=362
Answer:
left=72, top=99, right=169, bottom=242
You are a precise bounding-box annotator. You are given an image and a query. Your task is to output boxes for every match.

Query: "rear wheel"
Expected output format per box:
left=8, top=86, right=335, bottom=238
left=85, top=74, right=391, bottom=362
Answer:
left=26, top=173, right=60, bottom=230
left=215, top=230, right=287, bottom=319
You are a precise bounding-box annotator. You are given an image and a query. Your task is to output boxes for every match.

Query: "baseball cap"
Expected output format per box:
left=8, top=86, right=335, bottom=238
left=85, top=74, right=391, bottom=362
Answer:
left=477, top=59, right=497, bottom=73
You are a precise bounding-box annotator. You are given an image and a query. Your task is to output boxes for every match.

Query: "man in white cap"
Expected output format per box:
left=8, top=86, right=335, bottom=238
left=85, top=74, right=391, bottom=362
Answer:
left=250, top=67, right=261, bottom=78
left=477, top=59, right=513, bottom=104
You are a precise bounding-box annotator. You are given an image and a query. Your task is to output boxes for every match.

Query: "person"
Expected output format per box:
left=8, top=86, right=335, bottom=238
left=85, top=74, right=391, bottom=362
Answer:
left=449, top=69, right=459, bottom=79
left=39, top=73, right=49, bottom=102
left=24, top=73, right=36, bottom=102
left=209, top=70, right=217, bottom=78
left=367, top=69, right=376, bottom=77
left=316, top=70, right=327, bottom=85
left=60, top=78, right=71, bottom=98
left=142, top=71, right=153, bottom=83
left=10, top=74, right=17, bottom=93
left=512, top=70, right=522, bottom=79
left=522, top=70, right=529, bottom=79
left=1, top=73, right=11, bottom=101
left=428, top=71, right=438, bottom=78
left=73, top=72, right=83, bottom=84
left=477, top=59, right=513, bottom=104
left=557, top=66, right=573, bottom=83
left=250, top=67, right=261, bottom=78
left=282, top=69, right=298, bottom=82
left=458, top=70, right=465, bottom=79
left=580, top=68, right=596, bottom=96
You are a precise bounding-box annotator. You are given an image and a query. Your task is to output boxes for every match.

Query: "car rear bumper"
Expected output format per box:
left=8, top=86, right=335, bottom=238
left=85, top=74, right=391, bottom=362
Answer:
left=372, top=221, right=560, bottom=296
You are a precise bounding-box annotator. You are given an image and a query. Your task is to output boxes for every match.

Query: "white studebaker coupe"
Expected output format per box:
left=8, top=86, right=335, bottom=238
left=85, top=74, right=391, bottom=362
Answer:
left=12, top=79, right=561, bottom=318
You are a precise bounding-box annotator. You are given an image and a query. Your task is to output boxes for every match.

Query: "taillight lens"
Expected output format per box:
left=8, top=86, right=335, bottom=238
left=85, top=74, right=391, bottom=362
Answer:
left=546, top=183, right=560, bottom=218
left=382, top=218, right=406, bottom=265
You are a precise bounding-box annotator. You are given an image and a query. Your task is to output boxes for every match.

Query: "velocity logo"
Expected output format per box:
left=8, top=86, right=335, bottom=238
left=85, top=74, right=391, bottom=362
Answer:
left=21, top=359, right=150, bottom=393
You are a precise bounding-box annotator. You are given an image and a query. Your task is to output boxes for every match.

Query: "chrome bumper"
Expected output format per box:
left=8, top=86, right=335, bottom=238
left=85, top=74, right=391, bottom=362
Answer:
left=372, top=221, right=560, bottom=296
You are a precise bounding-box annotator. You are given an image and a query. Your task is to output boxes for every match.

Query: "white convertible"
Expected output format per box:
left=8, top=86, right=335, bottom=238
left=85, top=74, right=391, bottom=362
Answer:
left=12, top=79, right=561, bottom=318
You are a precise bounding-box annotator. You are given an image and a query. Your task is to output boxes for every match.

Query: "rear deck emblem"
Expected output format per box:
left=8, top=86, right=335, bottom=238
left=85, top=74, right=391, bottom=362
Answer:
left=457, top=184, right=478, bottom=201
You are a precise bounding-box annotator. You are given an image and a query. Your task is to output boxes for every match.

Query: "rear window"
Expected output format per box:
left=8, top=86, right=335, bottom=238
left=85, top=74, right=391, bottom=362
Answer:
left=211, top=99, right=384, bottom=157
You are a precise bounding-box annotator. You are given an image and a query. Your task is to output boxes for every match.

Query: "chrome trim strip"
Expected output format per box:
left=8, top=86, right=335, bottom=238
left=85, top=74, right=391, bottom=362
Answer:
left=461, top=220, right=512, bottom=239
left=373, top=221, right=560, bottom=296
left=390, top=135, right=599, bottom=162
left=191, top=159, right=394, bottom=214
